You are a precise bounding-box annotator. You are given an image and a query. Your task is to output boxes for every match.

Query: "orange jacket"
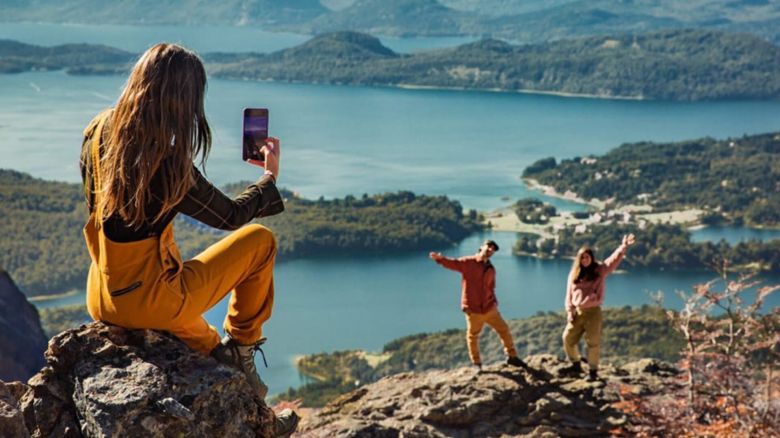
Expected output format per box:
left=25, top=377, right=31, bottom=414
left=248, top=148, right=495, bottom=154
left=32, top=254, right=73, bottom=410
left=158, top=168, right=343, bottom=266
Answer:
left=435, top=255, right=497, bottom=314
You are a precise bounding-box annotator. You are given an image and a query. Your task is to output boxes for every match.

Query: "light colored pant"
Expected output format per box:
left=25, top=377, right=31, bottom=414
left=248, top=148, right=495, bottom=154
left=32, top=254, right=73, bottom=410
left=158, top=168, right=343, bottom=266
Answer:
left=562, top=306, right=603, bottom=369
left=465, top=307, right=518, bottom=365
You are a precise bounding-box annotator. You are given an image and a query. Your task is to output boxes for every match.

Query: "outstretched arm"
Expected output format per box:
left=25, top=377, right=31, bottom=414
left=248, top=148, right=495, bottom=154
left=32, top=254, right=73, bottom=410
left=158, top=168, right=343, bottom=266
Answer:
left=602, top=233, right=635, bottom=275
left=429, top=252, right=466, bottom=273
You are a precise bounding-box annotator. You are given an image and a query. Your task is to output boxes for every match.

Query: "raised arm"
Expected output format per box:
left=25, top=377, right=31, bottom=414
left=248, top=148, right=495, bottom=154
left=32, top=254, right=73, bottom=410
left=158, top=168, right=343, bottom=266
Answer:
left=429, top=252, right=467, bottom=273
left=602, top=233, right=635, bottom=275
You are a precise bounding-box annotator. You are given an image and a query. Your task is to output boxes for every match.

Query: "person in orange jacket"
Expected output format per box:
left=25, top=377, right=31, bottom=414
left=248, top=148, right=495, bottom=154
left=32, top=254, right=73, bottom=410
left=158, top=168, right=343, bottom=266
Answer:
left=80, top=43, right=297, bottom=436
left=430, top=240, right=526, bottom=369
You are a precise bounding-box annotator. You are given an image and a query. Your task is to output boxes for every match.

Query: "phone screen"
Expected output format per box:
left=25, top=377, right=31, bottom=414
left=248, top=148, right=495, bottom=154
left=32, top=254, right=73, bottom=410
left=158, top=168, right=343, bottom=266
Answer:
left=243, top=108, right=269, bottom=162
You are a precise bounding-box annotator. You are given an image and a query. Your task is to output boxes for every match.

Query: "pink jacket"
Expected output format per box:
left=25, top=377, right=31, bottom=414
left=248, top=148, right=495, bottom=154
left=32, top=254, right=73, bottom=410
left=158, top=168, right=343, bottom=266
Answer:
left=565, top=244, right=627, bottom=321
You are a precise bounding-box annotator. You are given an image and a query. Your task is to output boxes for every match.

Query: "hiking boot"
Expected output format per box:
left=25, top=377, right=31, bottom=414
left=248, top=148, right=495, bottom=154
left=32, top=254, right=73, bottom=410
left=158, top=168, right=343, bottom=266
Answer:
left=587, top=369, right=599, bottom=381
left=211, top=335, right=269, bottom=401
left=560, top=360, right=583, bottom=376
left=274, top=408, right=300, bottom=437
left=506, top=356, right=527, bottom=368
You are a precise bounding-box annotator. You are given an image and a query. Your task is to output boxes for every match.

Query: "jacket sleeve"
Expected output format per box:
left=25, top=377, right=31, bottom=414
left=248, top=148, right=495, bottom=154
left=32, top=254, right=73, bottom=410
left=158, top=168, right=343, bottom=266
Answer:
left=601, top=244, right=627, bottom=276
left=435, top=256, right=467, bottom=273
left=174, top=166, right=285, bottom=231
left=565, top=280, right=575, bottom=322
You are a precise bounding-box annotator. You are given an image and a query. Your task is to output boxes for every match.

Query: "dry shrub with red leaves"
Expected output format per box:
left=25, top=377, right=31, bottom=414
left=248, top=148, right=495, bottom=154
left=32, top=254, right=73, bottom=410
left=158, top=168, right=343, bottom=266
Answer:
left=616, top=267, right=779, bottom=437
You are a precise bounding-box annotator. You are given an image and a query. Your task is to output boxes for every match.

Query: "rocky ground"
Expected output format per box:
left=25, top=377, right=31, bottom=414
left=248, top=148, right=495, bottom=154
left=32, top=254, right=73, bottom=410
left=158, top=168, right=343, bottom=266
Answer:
left=0, top=321, right=678, bottom=437
left=295, top=355, right=678, bottom=437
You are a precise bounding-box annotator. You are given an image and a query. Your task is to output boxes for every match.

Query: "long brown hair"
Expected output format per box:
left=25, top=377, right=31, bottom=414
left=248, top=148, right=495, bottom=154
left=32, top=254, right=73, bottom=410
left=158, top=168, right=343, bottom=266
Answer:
left=568, top=247, right=600, bottom=284
left=96, top=43, right=211, bottom=228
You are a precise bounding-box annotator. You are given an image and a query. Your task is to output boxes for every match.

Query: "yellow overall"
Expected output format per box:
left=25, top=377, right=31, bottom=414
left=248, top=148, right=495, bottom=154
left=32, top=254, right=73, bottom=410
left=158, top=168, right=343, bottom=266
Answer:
left=84, top=114, right=277, bottom=355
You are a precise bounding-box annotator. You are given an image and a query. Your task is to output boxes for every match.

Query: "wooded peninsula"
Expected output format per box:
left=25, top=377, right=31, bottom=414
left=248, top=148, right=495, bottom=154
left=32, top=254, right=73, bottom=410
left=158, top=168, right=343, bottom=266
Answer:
left=2, top=28, right=780, bottom=100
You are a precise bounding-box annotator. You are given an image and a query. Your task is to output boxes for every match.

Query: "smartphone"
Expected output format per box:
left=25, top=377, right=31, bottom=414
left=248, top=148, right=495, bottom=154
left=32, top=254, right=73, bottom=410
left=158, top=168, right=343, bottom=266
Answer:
left=242, top=108, right=269, bottom=165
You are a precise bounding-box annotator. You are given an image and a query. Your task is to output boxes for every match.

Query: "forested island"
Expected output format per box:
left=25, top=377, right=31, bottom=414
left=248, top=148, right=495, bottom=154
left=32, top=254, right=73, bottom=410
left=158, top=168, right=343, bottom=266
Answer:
left=510, top=132, right=780, bottom=271
left=3, top=28, right=780, bottom=100
left=523, top=132, right=780, bottom=227
left=0, top=169, right=480, bottom=297
left=514, top=221, right=780, bottom=272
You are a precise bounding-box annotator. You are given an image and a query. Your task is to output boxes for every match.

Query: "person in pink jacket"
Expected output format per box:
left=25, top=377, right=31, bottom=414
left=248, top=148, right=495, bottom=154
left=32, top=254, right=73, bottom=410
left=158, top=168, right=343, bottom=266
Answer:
left=561, top=233, right=635, bottom=380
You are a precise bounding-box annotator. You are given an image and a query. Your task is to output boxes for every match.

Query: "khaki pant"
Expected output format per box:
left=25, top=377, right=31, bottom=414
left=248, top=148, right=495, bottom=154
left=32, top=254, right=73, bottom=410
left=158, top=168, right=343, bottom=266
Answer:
left=562, top=306, right=603, bottom=369
left=465, top=307, right=518, bottom=365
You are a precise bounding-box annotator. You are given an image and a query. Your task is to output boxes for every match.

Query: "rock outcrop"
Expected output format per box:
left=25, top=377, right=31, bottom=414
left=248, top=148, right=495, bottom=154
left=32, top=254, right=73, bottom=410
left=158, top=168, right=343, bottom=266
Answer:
left=297, top=354, right=678, bottom=437
left=0, top=318, right=679, bottom=437
left=0, top=270, right=48, bottom=381
left=0, top=322, right=276, bottom=437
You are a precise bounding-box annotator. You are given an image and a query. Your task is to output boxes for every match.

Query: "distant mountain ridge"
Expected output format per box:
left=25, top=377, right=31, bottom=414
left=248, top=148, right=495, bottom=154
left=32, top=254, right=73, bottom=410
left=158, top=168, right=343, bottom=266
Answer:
left=5, top=29, right=774, bottom=101
left=3, top=0, right=780, bottom=42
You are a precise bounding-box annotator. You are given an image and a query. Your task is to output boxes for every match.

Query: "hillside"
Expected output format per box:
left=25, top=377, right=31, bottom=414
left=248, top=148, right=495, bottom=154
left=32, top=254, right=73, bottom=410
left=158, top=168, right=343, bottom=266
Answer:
left=0, top=169, right=480, bottom=296
left=0, top=39, right=134, bottom=74
left=0, top=0, right=327, bottom=26
left=4, top=0, right=780, bottom=42
left=298, top=0, right=475, bottom=36
left=278, top=306, right=683, bottom=406
left=6, top=29, right=780, bottom=101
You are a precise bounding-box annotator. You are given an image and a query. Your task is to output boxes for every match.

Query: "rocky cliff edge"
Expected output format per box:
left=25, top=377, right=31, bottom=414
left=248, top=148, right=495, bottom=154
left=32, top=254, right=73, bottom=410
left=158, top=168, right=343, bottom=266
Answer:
left=0, top=321, right=677, bottom=437
left=296, top=355, right=677, bottom=437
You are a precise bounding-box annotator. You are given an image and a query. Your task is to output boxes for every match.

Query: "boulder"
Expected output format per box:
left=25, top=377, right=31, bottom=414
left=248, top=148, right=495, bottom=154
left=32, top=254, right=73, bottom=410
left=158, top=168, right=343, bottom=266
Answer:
left=0, top=270, right=48, bottom=381
left=1, top=322, right=277, bottom=437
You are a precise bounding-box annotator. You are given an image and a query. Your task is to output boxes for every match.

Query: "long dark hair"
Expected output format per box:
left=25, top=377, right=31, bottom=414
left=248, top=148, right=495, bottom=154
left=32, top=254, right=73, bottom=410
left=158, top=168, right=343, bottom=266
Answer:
left=94, top=43, right=211, bottom=228
left=568, top=247, right=601, bottom=284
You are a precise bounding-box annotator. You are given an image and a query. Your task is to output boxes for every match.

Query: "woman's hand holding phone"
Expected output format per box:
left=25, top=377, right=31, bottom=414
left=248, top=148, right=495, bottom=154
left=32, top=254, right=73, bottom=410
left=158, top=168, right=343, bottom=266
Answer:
left=258, top=137, right=280, bottom=180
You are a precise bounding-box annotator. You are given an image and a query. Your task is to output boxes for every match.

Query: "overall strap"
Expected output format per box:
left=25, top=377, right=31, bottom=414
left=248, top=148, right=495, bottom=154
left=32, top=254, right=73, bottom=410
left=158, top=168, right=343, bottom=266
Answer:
left=91, top=115, right=108, bottom=224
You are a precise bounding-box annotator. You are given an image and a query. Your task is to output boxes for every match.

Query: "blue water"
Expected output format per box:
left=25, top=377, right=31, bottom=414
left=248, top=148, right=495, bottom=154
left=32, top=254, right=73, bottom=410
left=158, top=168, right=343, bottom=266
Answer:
left=31, top=231, right=780, bottom=396
left=3, top=24, right=780, bottom=397
left=690, top=226, right=780, bottom=244
left=0, top=22, right=476, bottom=54
left=4, top=71, right=780, bottom=212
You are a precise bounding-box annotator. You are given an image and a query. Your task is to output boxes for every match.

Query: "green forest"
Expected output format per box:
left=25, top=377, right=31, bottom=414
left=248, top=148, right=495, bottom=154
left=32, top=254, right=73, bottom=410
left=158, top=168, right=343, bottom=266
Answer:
left=4, top=28, right=780, bottom=100
left=523, top=132, right=780, bottom=227
left=277, top=305, right=683, bottom=406
left=514, top=222, right=780, bottom=272
left=0, top=169, right=480, bottom=296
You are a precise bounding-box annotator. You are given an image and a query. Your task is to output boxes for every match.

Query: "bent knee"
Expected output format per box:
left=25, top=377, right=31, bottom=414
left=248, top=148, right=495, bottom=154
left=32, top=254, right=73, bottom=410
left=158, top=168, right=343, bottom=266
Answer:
left=241, top=223, right=277, bottom=248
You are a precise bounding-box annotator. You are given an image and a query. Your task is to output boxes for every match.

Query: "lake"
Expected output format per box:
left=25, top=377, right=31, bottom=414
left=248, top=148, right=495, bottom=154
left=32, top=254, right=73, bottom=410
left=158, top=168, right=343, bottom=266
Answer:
left=3, top=23, right=780, bottom=396
left=0, top=22, right=476, bottom=54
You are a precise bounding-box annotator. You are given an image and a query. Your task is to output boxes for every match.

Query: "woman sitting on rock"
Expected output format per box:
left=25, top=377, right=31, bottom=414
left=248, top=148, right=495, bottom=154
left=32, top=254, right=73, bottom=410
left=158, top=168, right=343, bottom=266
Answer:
left=561, top=234, right=635, bottom=380
left=80, top=43, right=297, bottom=436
